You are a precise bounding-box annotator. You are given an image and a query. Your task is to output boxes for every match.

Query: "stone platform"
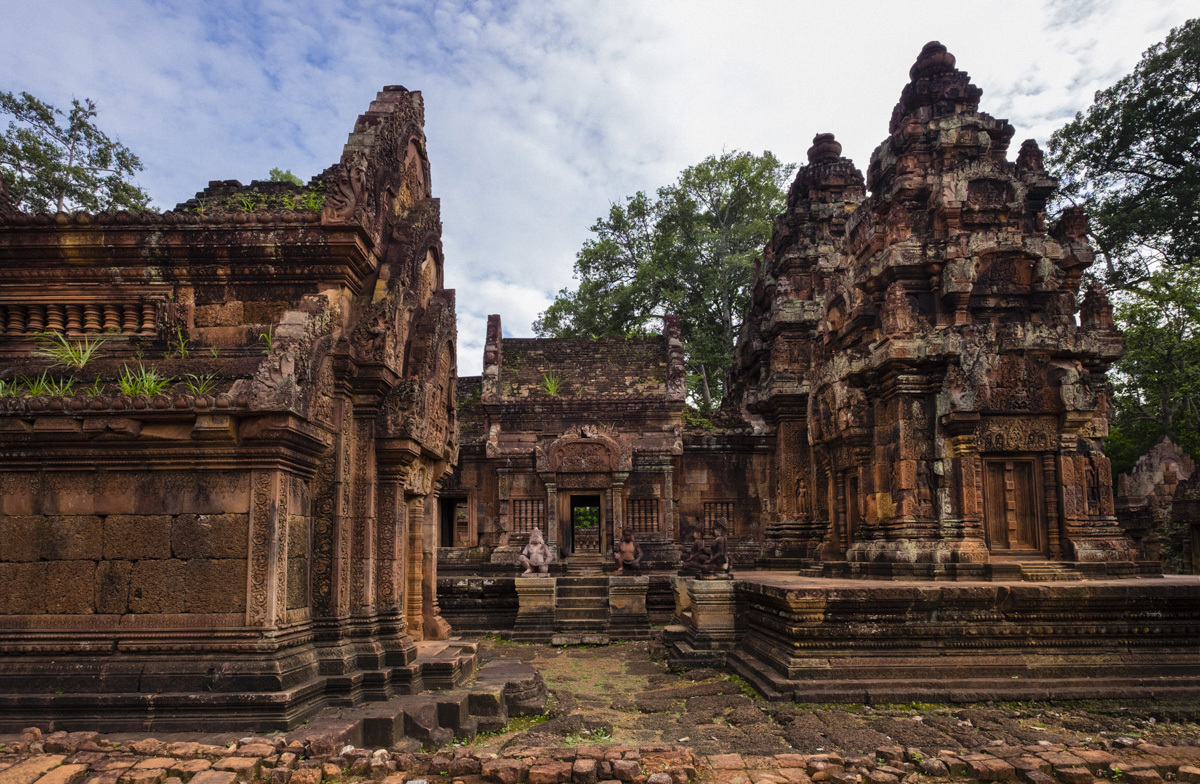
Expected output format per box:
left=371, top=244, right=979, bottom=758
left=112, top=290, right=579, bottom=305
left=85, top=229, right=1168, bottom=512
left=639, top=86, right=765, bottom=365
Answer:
left=666, top=571, right=1200, bottom=703
left=0, top=641, right=490, bottom=734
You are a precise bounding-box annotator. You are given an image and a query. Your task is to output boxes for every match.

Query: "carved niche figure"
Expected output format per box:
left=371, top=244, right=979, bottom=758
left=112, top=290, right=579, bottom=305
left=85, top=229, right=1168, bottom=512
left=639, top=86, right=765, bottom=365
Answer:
left=703, top=519, right=733, bottom=579
left=324, top=152, right=369, bottom=223
left=519, top=527, right=553, bottom=576
left=613, top=527, right=644, bottom=575
left=680, top=525, right=709, bottom=574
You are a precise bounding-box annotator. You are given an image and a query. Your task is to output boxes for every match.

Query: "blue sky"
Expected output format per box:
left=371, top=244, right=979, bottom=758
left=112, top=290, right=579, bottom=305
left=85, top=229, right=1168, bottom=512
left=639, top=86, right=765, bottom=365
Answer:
left=3, top=0, right=1194, bottom=372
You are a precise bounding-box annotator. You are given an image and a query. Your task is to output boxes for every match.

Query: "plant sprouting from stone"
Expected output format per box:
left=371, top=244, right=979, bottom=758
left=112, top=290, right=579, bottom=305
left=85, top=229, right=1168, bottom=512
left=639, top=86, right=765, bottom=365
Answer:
left=541, top=371, right=562, bottom=396
left=182, top=372, right=218, bottom=395
left=118, top=364, right=171, bottom=397
left=167, top=326, right=190, bottom=359
left=257, top=326, right=275, bottom=355
left=0, top=378, right=24, bottom=397
left=33, top=331, right=105, bottom=369
left=82, top=376, right=105, bottom=396
left=21, top=371, right=73, bottom=396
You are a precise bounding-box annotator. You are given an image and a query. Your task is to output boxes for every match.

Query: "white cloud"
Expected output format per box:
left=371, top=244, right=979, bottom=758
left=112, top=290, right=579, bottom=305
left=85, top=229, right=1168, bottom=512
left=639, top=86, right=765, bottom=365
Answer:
left=3, top=0, right=1194, bottom=373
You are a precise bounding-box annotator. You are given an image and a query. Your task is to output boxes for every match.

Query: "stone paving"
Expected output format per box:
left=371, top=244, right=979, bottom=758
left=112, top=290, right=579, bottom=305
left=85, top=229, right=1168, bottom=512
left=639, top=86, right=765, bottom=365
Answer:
left=2, top=641, right=1199, bottom=784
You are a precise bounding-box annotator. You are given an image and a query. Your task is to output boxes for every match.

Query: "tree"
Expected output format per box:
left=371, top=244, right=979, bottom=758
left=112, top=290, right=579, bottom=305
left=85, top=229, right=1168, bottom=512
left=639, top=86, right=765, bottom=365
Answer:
left=269, top=168, right=304, bottom=186
left=1105, top=267, right=1200, bottom=475
left=535, top=150, right=794, bottom=411
left=0, top=91, right=150, bottom=214
left=1047, top=18, right=1199, bottom=290
left=1046, top=18, right=1200, bottom=474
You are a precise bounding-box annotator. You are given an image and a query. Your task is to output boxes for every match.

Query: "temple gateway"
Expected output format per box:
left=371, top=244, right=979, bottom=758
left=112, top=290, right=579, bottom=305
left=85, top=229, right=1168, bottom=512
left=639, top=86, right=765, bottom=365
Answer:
left=0, top=43, right=1197, bottom=731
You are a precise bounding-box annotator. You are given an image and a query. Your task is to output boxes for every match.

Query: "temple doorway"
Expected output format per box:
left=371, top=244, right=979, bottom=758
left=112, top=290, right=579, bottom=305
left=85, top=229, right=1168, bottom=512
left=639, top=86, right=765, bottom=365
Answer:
left=569, top=495, right=601, bottom=554
left=983, top=457, right=1044, bottom=554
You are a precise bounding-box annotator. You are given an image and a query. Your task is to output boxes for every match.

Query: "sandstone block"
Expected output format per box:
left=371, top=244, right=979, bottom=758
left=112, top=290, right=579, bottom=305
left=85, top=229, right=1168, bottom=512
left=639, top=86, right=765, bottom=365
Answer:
left=184, top=559, right=247, bottom=612
left=95, top=560, right=132, bottom=614
left=0, top=516, right=41, bottom=561
left=710, top=756, right=746, bottom=771
left=1074, top=751, right=1118, bottom=773
left=189, top=774, right=239, bottom=784
left=129, top=559, right=187, bottom=613
left=44, top=561, right=97, bottom=613
left=611, top=761, right=641, bottom=782
left=266, top=770, right=292, bottom=784
left=40, top=516, right=103, bottom=560
left=1124, top=770, right=1164, bottom=784
left=172, top=514, right=249, bottom=559
left=1055, top=768, right=1094, bottom=784
left=864, top=772, right=897, bottom=784
left=31, top=765, right=88, bottom=784
left=212, top=758, right=260, bottom=783
left=1178, top=767, right=1200, bottom=784
left=170, top=761, right=213, bottom=781
left=0, top=563, right=45, bottom=613
left=966, top=757, right=1015, bottom=782
left=133, top=760, right=176, bottom=771
left=287, top=769, right=321, bottom=784
left=194, top=302, right=244, bottom=328
left=529, top=762, right=573, bottom=784
left=483, top=759, right=529, bottom=784
left=119, top=770, right=166, bottom=784
left=1019, top=772, right=1054, bottom=784
left=573, top=759, right=598, bottom=784
left=105, top=515, right=172, bottom=559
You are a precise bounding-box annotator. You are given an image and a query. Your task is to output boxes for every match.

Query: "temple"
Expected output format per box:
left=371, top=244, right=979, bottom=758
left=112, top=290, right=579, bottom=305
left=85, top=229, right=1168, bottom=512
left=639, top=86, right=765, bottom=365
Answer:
left=1, top=45, right=1198, bottom=731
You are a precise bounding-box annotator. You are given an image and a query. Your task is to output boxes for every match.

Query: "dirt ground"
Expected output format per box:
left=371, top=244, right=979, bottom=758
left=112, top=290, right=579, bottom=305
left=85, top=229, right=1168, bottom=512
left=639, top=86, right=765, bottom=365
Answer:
left=466, top=638, right=1200, bottom=758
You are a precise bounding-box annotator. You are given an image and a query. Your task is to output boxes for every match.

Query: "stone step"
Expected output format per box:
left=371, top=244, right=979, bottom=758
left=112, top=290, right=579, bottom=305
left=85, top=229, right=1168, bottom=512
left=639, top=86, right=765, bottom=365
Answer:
left=556, top=597, right=608, bottom=608
left=558, top=577, right=609, bottom=586
left=292, top=658, right=548, bottom=751
left=556, top=609, right=610, bottom=621
left=554, top=583, right=604, bottom=595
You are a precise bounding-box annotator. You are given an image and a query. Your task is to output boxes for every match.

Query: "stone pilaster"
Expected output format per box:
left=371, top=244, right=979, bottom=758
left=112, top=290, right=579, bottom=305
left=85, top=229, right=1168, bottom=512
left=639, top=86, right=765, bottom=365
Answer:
left=512, top=577, right=557, bottom=642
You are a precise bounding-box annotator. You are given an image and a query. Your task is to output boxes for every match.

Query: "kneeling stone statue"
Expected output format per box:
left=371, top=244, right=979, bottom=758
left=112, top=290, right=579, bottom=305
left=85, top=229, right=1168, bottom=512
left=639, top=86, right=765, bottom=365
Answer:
left=518, top=527, right=553, bottom=576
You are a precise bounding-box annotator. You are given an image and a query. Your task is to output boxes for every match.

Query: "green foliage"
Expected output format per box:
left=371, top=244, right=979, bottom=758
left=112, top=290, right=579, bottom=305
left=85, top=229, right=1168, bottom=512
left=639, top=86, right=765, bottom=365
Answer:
left=33, top=331, right=105, bottom=370
left=0, top=378, right=24, bottom=397
left=82, top=376, right=105, bottom=396
left=0, top=91, right=151, bottom=213
left=257, top=326, right=275, bottom=355
left=22, top=371, right=73, bottom=396
left=682, top=406, right=715, bottom=431
left=182, top=372, right=218, bottom=395
left=193, top=180, right=325, bottom=214
left=1105, top=267, right=1200, bottom=475
left=118, top=364, right=171, bottom=397
left=167, top=326, right=190, bottom=359
left=540, top=371, right=562, bottom=396
left=1047, top=18, right=1200, bottom=290
left=269, top=168, right=304, bottom=186
left=535, top=150, right=794, bottom=412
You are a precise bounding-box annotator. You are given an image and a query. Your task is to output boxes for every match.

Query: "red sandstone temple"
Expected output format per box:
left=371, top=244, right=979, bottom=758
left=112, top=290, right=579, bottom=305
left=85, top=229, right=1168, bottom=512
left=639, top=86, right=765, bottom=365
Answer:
left=1, top=45, right=1197, bottom=729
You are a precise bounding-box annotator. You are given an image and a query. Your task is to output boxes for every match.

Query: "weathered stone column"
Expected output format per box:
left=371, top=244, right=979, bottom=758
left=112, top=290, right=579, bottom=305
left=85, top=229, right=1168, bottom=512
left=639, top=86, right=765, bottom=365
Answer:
left=245, top=468, right=289, bottom=628
left=608, top=575, right=651, bottom=639
left=662, top=465, right=675, bottom=538
left=544, top=481, right=558, bottom=554
left=423, top=486, right=450, bottom=639
left=512, top=577, right=557, bottom=642
left=350, top=419, right=376, bottom=616
left=405, top=495, right=426, bottom=639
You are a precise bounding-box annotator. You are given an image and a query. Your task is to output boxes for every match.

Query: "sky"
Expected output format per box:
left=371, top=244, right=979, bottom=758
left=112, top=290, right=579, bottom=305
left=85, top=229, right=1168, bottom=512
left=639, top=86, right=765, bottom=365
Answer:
left=2, top=0, right=1194, bottom=374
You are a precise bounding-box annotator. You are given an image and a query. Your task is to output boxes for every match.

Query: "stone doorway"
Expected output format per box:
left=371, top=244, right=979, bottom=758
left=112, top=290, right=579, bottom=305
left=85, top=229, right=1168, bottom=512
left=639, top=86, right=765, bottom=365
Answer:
left=983, top=457, right=1044, bottom=554
left=569, top=494, right=602, bottom=554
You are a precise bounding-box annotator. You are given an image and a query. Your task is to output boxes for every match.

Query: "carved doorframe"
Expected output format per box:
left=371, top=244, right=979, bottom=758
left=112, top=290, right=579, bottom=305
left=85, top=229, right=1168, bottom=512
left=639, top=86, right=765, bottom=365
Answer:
left=981, top=454, right=1046, bottom=555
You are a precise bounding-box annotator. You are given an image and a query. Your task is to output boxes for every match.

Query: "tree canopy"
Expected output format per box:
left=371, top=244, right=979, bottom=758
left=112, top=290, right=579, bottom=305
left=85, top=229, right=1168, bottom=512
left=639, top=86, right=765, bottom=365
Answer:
left=1045, top=18, right=1200, bottom=474
left=1047, top=17, right=1200, bottom=290
left=535, top=150, right=795, bottom=411
left=0, top=91, right=151, bottom=214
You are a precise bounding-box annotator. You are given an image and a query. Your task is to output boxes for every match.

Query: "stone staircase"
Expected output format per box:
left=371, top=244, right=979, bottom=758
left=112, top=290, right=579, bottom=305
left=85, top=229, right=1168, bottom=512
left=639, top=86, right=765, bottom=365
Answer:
left=566, top=552, right=606, bottom=575
left=552, top=576, right=610, bottom=644
left=1019, top=562, right=1084, bottom=581
left=290, top=657, right=548, bottom=751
